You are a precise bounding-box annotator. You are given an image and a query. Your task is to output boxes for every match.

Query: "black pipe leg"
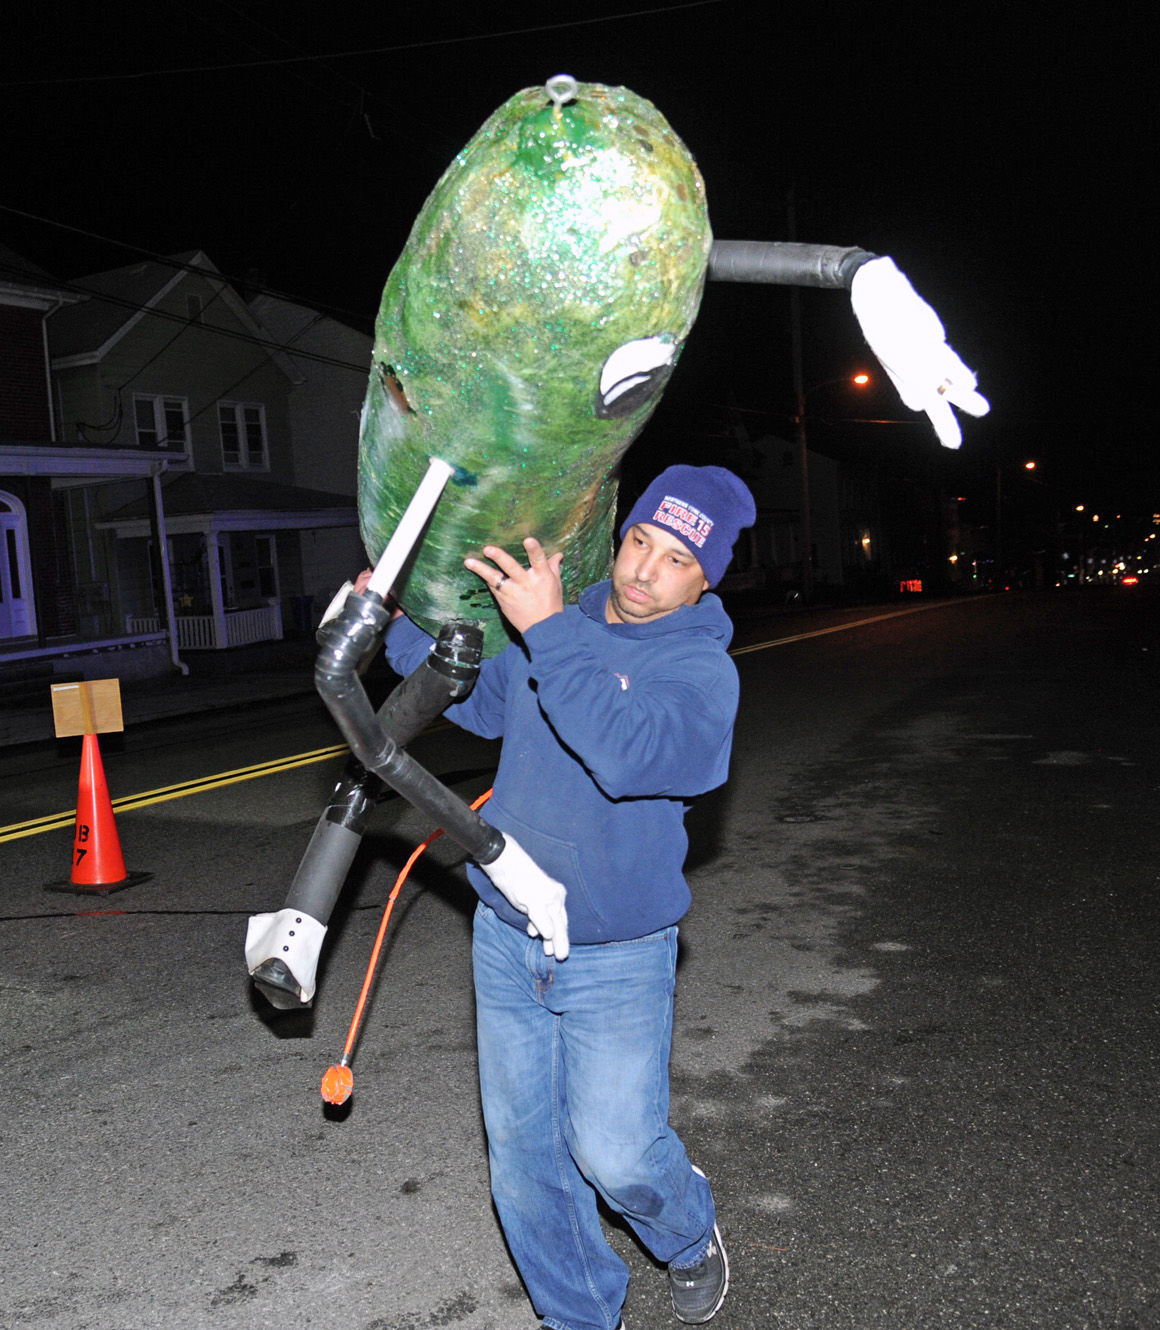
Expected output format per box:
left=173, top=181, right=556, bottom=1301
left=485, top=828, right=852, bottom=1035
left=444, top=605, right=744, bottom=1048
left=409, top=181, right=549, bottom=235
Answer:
left=247, top=613, right=486, bottom=1008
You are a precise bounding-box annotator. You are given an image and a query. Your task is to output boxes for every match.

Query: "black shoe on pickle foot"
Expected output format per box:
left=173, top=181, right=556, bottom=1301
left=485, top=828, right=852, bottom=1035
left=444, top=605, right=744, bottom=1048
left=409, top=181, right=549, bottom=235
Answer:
left=667, top=1222, right=729, bottom=1323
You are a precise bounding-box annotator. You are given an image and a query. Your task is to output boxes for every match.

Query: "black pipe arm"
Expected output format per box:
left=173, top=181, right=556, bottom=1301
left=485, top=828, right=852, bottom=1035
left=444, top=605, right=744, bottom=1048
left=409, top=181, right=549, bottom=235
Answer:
left=314, top=593, right=504, bottom=865
left=708, top=240, right=876, bottom=290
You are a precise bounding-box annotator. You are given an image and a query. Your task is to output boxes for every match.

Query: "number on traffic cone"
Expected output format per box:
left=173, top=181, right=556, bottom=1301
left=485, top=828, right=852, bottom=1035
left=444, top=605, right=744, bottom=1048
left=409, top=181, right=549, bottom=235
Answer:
left=71, top=734, right=127, bottom=887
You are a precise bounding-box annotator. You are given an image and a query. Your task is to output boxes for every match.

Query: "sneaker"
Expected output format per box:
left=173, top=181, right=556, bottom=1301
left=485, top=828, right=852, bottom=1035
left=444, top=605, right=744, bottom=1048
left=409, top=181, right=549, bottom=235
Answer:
left=668, top=1222, right=729, bottom=1324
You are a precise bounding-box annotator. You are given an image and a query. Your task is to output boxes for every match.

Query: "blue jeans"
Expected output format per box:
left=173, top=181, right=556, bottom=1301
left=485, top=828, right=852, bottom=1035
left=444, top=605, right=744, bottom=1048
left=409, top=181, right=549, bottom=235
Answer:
left=472, top=902, right=715, bottom=1330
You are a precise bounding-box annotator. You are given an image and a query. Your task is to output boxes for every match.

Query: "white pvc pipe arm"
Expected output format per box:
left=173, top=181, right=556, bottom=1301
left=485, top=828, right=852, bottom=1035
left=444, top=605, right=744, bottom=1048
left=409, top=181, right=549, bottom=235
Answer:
left=365, top=457, right=456, bottom=600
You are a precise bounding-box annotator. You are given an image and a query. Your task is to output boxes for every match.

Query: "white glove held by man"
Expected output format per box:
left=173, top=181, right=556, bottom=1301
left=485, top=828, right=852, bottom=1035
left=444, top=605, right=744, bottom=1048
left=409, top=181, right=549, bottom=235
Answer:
left=482, top=834, right=570, bottom=960
left=851, top=256, right=990, bottom=450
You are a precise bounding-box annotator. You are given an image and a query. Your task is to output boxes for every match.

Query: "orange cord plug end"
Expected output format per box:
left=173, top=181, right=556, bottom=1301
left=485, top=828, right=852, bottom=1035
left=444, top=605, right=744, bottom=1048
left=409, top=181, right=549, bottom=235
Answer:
left=321, top=1063, right=354, bottom=1105
left=318, top=790, right=493, bottom=1109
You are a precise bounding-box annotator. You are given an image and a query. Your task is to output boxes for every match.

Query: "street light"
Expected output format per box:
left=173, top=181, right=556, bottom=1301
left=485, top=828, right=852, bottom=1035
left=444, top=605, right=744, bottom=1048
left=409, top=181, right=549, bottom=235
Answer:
left=796, top=373, right=874, bottom=408
left=791, top=373, right=872, bottom=599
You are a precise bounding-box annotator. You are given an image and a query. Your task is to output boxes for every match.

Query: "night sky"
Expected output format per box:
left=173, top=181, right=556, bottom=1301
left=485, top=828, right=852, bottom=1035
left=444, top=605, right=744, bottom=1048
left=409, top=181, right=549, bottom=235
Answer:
left=2, top=3, right=1149, bottom=519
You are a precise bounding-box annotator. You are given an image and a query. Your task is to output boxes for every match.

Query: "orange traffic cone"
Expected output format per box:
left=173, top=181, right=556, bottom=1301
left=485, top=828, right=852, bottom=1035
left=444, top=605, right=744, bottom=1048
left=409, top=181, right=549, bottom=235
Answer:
left=47, top=734, right=150, bottom=894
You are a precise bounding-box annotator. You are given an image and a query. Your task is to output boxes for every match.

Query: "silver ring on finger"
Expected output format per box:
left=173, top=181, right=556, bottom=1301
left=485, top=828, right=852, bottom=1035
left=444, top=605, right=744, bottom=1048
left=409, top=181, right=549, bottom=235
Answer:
left=495, top=573, right=508, bottom=589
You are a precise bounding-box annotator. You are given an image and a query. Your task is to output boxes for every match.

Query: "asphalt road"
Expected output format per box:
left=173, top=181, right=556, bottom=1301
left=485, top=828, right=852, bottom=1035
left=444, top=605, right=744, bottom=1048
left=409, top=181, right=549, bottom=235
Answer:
left=1, top=587, right=1157, bottom=1330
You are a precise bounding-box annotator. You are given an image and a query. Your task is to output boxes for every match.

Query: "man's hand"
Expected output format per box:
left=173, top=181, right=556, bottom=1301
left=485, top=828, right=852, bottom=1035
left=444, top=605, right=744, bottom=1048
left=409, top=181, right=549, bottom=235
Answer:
left=465, top=537, right=565, bottom=635
left=850, top=256, right=990, bottom=450
left=481, top=834, right=570, bottom=959
left=349, top=567, right=403, bottom=619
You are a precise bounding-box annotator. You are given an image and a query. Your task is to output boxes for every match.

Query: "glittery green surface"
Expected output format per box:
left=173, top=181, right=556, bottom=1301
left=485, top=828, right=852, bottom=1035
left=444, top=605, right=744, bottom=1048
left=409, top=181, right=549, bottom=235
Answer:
left=358, top=79, right=712, bottom=654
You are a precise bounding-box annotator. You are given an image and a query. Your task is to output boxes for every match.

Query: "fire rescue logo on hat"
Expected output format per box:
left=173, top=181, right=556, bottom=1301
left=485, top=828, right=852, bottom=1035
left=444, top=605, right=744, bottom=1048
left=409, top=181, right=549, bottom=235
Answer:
left=652, top=496, right=713, bottom=549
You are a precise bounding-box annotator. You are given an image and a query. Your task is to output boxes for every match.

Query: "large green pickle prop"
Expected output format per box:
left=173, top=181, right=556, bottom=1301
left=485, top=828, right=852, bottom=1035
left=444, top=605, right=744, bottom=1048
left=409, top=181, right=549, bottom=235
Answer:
left=358, top=75, right=712, bottom=655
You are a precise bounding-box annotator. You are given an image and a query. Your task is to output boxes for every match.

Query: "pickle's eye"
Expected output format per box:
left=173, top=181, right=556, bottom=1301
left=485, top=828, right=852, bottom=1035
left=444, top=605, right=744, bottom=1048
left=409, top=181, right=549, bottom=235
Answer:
left=379, top=363, right=415, bottom=414
left=596, top=337, right=676, bottom=419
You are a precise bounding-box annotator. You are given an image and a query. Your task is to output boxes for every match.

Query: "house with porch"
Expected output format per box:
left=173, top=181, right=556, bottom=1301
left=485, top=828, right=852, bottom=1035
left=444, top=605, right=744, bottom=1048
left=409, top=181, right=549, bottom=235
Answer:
left=1, top=245, right=182, bottom=685
left=1, top=246, right=369, bottom=685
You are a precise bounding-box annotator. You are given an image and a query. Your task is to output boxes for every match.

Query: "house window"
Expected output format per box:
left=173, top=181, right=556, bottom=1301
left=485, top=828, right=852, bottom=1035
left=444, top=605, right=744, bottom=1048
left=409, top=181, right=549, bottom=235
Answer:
left=255, top=535, right=278, bottom=598
left=0, top=490, right=37, bottom=638
left=219, top=401, right=268, bottom=470
left=134, top=395, right=190, bottom=452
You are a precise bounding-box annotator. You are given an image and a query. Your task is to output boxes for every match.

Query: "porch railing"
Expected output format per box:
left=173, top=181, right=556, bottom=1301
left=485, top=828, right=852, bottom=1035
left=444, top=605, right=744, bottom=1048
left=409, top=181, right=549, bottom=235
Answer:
left=126, top=602, right=283, bottom=650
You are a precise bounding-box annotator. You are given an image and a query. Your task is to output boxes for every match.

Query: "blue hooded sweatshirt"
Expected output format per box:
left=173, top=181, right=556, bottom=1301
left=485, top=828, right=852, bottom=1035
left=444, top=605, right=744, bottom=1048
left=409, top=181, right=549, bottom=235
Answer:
left=382, top=580, right=739, bottom=943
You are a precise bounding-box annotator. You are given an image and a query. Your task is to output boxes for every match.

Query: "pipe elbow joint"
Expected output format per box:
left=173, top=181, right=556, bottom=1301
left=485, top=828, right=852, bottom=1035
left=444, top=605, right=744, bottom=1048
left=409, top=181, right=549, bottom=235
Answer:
left=315, top=591, right=392, bottom=692
left=427, top=620, right=485, bottom=699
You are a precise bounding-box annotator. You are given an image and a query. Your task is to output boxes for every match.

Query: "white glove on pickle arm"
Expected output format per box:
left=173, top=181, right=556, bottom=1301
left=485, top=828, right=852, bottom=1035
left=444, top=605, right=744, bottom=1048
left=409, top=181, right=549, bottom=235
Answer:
left=851, top=256, right=990, bottom=450
left=482, top=835, right=570, bottom=960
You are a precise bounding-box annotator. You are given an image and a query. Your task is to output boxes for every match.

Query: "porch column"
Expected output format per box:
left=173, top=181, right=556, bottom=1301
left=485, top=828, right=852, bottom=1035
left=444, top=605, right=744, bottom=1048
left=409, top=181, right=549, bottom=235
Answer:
left=207, top=531, right=228, bottom=649
left=148, top=464, right=188, bottom=675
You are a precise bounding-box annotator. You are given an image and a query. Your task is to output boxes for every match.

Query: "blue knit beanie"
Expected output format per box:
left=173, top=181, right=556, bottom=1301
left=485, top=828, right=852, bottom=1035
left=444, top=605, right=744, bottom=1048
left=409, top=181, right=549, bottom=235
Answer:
left=619, top=465, right=757, bottom=587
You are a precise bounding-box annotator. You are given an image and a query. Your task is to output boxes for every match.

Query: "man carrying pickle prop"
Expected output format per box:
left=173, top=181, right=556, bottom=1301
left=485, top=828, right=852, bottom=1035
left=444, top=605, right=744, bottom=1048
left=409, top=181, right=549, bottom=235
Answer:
left=245, top=74, right=988, bottom=1328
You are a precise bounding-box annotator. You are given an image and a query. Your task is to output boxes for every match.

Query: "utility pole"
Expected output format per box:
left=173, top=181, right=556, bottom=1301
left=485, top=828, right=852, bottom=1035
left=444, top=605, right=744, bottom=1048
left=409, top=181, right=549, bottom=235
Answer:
left=787, top=188, right=813, bottom=601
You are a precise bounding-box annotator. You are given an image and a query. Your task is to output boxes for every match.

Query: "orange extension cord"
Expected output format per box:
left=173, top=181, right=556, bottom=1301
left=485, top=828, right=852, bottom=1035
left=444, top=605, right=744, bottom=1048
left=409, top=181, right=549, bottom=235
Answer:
left=321, top=788, right=493, bottom=1106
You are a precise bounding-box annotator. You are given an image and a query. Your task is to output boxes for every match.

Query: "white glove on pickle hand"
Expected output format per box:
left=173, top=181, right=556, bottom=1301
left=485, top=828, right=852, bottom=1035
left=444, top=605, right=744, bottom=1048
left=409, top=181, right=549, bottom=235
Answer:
left=482, top=835, right=570, bottom=960
left=851, top=256, right=990, bottom=450
left=318, top=579, right=355, bottom=627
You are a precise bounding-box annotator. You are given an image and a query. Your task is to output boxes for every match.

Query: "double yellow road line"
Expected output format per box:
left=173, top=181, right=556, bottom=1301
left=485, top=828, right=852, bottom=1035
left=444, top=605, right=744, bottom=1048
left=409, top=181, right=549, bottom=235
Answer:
left=0, top=744, right=346, bottom=844
left=2, top=600, right=954, bottom=845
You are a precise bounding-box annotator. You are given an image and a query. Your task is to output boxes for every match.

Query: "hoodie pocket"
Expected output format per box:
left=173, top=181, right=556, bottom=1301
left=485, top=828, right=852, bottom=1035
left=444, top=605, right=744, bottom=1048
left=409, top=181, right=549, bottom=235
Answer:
left=493, top=805, right=610, bottom=935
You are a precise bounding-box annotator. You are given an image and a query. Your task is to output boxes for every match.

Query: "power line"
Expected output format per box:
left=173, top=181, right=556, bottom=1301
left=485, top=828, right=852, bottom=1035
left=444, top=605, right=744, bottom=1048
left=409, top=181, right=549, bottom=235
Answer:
left=0, top=235, right=372, bottom=453
left=0, top=2, right=723, bottom=87
left=0, top=256, right=367, bottom=376
left=0, top=202, right=374, bottom=360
